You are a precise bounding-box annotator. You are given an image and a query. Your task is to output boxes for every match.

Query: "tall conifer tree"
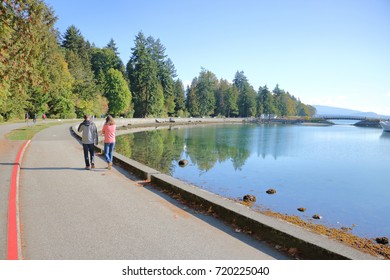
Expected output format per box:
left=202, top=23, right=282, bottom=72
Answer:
left=127, top=32, right=163, bottom=117
left=173, top=79, right=186, bottom=116
left=195, top=69, right=217, bottom=116
left=234, top=71, right=257, bottom=117
left=62, top=25, right=102, bottom=116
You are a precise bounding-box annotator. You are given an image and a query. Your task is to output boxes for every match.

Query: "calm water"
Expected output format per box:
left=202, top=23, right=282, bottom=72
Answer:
left=116, top=123, right=390, bottom=238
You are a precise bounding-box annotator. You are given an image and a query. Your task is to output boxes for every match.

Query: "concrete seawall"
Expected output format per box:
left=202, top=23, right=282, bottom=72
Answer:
left=71, top=118, right=378, bottom=260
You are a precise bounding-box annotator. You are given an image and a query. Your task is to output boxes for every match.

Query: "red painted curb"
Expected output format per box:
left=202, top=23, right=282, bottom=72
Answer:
left=7, top=140, right=30, bottom=260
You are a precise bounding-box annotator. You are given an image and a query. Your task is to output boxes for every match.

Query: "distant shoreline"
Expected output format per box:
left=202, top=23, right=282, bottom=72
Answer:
left=110, top=117, right=383, bottom=135
left=255, top=117, right=383, bottom=128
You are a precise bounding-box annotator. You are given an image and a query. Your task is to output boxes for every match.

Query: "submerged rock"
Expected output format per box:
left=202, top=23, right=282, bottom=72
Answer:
left=341, top=227, right=352, bottom=232
left=178, top=159, right=188, bottom=167
left=266, top=189, right=276, bottom=194
left=312, top=214, right=322, bottom=219
left=297, top=207, right=306, bottom=212
left=243, top=194, right=256, bottom=203
left=376, top=237, right=389, bottom=245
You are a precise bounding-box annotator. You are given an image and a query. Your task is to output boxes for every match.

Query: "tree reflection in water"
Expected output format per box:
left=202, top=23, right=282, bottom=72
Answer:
left=115, top=124, right=252, bottom=175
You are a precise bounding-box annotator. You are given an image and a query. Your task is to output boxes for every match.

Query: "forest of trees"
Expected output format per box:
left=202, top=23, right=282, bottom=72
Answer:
left=0, top=0, right=315, bottom=122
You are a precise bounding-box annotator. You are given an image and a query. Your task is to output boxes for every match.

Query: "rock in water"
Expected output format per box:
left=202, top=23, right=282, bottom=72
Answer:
left=178, top=159, right=188, bottom=167
left=243, top=194, right=256, bottom=202
left=375, top=237, right=389, bottom=245
left=341, top=227, right=352, bottom=232
left=266, top=189, right=276, bottom=194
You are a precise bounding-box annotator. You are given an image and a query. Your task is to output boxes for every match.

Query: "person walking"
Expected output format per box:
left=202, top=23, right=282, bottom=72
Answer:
left=25, top=112, right=30, bottom=126
left=78, top=115, right=98, bottom=170
left=101, top=115, right=116, bottom=170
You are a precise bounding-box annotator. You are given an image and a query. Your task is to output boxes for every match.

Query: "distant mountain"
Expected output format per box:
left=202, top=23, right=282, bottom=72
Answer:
left=313, top=105, right=389, bottom=119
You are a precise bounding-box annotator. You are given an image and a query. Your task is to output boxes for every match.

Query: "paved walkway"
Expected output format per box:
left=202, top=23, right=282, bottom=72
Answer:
left=13, top=122, right=290, bottom=259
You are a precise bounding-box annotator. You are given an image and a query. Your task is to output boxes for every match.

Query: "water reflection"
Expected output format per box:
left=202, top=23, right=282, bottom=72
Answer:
left=116, top=124, right=360, bottom=174
left=116, top=125, right=253, bottom=174
left=256, top=124, right=295, bottom=159
left=116, top=124, right=299, bottom=175
left=116, top=124, right=389, bottom=174
left=116, top=129, right=184, bottom=174
left=380, top=131, right=390, bottom=140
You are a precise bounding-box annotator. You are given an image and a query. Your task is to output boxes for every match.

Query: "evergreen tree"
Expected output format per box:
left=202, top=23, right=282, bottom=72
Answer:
left=127, top=32, right=163, bottom=117
left=61, top=25, right=83, bottom=52
left=106, top=38, right=119, bottom=55
left=272, top=84, right=284, bottom=97
left=233, top=71, right=248, bottom=92
left=226, top=85, right=239, bottom=117
left=256, top=86, right=263, bottom=117
left=127, top=32, right=177, bottom=117
left=62, top=25, right=104, bottom=117
left=277, top=93, right=288, bottom=116
left=260, top=86, right=277, bottom=117
left=234, top=71, right=256, bottom=117
left=173, top=79, right=186, bottom=116
left=272, top=84, right=285, bottom=116
left=151, top=82, right=165, bottom=116
left=91, top=47, right=120, bottom=86
left=215, top=79, right=230, bottom=116
left=159, top=58, right=175, bottom=115
left=195, top=68, right=217, bottom=116
left=105, top=38, right=126, bottom=76
left=186, top=79, right=200, bottom=117
left=147, top=37, right=176, bottom=116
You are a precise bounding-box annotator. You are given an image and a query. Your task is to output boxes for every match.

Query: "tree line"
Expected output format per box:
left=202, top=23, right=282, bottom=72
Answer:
left=0, top=0, right=315, bottom=122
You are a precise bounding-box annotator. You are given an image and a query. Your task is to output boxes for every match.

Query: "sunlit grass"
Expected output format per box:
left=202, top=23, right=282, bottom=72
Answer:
left=5, top=121, right=74, bottom=140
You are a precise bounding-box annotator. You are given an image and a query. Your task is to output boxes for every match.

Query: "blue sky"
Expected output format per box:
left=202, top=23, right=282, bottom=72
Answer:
left=45, top=0, right=390, bottom=115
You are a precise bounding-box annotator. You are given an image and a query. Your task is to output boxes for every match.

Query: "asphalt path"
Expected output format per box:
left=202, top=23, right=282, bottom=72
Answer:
left=5, top=122, right=290, bottom=260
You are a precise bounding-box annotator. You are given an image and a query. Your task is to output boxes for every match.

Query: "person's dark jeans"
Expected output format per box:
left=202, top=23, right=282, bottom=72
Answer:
left=83, top=143, right=95, bottom=167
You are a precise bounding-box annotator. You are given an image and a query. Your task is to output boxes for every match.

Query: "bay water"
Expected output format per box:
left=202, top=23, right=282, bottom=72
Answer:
left=116, top=123, right=390, bottom=239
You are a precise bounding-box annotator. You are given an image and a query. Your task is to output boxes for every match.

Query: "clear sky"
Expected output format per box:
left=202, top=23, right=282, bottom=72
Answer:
left=44, top=0, right=390, bottom=115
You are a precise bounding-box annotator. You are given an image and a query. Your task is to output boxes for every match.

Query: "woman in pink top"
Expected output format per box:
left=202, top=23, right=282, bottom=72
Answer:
left=101, top=115, right=116, bottom=170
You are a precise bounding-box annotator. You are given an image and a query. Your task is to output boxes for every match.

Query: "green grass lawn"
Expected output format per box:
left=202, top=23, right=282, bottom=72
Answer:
left=5, top=121, right=75, bottom=140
